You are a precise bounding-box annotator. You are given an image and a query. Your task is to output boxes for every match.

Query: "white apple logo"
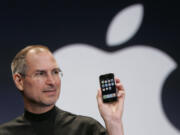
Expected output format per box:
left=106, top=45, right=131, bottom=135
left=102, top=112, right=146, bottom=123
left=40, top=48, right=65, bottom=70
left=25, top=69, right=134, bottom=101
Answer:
left=54, top=4, right=179, bottom=135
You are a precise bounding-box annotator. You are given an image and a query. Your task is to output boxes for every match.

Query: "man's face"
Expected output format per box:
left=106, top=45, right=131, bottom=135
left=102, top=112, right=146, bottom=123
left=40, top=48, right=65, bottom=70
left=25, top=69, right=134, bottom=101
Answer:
left=21, top=50, right=61, bottom=108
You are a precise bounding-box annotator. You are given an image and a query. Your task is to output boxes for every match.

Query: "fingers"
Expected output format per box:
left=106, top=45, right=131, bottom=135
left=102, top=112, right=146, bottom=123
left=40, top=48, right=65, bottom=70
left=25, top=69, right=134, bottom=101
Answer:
left=116, top=82, right=124, bottom=91
left=115, top=77, right=120, bottom=83
left=117, top=90, right=125, bottom=98
left=115, top=77, right=125, bottom=98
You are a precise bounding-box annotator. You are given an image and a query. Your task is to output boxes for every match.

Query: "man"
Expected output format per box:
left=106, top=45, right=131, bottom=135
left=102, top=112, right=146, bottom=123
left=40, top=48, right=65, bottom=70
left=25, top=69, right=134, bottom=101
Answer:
left=0, top=45, right=125, bottom=135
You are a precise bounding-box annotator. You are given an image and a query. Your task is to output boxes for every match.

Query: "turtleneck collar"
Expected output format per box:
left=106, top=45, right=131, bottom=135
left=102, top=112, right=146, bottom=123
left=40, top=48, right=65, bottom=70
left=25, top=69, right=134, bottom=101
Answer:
left=24, top=106, right=56, bottom=121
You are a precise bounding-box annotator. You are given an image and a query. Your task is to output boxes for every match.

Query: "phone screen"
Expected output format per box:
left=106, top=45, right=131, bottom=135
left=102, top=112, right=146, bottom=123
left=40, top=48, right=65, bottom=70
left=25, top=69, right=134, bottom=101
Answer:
left=99, top=73, right=117, bottom=103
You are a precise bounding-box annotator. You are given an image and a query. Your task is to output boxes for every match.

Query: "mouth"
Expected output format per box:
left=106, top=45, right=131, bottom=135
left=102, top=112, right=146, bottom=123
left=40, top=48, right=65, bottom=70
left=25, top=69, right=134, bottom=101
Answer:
left=43, top=89, right=57, bottom=96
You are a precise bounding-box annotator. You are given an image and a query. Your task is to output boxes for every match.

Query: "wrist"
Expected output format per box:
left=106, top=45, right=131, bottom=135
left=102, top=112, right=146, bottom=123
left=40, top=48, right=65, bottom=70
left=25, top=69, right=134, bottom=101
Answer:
left=103, top=113, right=122, bottom=124
left=104, top=119, right=124, bottom=135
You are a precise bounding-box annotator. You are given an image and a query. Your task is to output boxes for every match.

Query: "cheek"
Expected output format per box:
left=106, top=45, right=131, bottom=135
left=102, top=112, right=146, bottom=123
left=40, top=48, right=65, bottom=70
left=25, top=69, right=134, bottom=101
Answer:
left=55, top=79, right=61, bottom=96
left=23, top=80, right=44, bottom=95
left=56, top=79, right=61, bottom=88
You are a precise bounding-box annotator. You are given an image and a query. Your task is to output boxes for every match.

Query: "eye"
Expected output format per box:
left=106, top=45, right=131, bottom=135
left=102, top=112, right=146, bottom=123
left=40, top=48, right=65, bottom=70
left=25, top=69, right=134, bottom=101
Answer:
left=36, top=71, right=45, bottom=76
left=52, top=69, right=60, bottom=75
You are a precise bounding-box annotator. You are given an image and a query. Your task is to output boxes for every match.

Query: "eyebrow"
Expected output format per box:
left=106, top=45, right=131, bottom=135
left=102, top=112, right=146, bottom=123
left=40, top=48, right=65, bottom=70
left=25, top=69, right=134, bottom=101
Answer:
left=34, top=67, right=61, bottom=73
left=53, top=67, right=61, bottom=72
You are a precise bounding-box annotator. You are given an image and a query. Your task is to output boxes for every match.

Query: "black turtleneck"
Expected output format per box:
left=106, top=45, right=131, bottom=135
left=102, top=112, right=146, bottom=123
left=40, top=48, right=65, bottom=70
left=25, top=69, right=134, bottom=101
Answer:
left=24, top=106, right=57, bottom=135
left=0, top=106, right=107, bottom=135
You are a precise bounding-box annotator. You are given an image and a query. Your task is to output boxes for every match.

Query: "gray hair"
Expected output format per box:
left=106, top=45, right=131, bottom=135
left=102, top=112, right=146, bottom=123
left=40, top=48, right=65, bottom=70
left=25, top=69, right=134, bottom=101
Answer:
left=11, top=45, right=50, bottom=75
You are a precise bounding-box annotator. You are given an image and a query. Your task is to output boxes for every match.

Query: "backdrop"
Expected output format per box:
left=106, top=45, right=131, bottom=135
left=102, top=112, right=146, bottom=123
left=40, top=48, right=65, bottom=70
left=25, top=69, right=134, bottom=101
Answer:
left=0, top=0, right=179, bottom=134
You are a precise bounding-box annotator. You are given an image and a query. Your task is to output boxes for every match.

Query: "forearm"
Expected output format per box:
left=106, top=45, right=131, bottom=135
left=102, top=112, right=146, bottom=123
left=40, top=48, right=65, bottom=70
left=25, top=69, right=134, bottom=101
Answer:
left=97, top=78, right=125, bottom=135
left=105, top=120, right=124, bottom=135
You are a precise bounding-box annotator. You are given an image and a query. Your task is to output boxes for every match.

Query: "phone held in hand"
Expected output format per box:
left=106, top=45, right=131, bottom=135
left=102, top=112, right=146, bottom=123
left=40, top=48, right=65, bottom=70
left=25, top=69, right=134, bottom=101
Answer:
left=99, top=73, right=117, bottom=103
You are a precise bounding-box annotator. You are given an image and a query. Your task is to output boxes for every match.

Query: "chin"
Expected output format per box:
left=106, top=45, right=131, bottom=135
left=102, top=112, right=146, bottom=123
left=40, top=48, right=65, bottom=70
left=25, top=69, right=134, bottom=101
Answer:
left=44, top=99, right=58, bottom=106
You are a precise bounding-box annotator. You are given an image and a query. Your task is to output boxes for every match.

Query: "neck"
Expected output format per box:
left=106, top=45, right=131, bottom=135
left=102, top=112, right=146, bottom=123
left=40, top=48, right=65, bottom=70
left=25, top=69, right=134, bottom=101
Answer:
left=24, top=101, right=55, bottom=114
left=26, top=106, right=55, bottom=114
left=24, top=106, right=56, bottom=122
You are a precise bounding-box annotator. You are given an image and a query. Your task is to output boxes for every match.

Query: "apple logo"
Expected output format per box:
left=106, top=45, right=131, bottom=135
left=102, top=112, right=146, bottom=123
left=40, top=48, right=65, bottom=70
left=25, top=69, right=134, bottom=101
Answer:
left=54, top=4, right=179, bottom=135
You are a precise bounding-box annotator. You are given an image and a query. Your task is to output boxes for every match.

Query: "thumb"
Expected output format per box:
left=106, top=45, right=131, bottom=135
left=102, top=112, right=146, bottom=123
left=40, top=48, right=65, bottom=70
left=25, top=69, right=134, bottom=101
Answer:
left=96, top=89, right=103, bottom=106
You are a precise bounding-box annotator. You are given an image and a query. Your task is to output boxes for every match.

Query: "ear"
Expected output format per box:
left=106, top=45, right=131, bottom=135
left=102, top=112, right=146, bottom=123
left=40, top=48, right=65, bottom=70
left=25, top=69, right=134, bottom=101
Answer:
left=13, top=73, right=24, bottom=92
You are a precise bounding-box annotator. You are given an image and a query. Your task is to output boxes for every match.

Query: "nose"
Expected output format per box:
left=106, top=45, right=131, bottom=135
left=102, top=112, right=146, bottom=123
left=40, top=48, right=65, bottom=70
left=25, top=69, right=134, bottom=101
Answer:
left=46, top=73, right=56, bottom=86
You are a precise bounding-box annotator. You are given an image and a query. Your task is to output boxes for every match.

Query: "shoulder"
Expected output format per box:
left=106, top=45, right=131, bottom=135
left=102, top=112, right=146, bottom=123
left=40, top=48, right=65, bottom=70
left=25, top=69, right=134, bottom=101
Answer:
left=55, top=107, right=99, bottom=124
left=0, top=115, right=24, bottom=129
left=55, top=107, right=107, bottom=134
left=0, top=115, right=30, bottom=134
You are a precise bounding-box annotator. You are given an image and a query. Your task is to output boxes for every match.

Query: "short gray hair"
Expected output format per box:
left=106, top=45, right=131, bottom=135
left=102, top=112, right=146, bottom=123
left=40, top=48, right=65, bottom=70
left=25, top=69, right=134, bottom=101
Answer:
left=11, top=45, right=51, bottom=75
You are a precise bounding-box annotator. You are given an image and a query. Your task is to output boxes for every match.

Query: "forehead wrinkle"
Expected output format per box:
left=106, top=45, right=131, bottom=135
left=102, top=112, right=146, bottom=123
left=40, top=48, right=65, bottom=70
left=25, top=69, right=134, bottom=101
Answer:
left=25, top=49, right=59, bottom=73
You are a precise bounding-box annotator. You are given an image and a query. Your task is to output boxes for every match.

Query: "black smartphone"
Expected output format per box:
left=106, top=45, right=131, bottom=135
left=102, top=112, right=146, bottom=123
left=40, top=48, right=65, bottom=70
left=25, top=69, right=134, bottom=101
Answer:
left=99, top=73, right=117, bottom=103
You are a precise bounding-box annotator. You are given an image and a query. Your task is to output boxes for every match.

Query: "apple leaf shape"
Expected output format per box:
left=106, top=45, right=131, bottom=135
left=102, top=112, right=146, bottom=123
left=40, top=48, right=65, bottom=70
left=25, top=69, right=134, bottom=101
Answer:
left=106, top=4, right=144, bottom=46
